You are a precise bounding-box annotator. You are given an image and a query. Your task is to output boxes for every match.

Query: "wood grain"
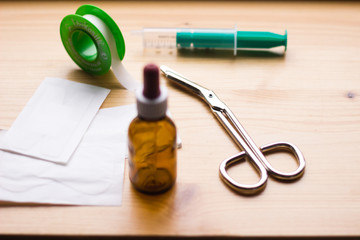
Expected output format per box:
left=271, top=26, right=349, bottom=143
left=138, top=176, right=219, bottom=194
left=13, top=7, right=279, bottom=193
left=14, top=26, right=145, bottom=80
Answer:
left=0, top=1, right=359, bottom=237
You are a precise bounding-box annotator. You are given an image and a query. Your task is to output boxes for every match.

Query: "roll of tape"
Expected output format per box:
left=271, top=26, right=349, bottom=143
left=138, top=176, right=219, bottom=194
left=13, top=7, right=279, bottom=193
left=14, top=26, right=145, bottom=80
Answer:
left=60, top=4, right=139, bottom=91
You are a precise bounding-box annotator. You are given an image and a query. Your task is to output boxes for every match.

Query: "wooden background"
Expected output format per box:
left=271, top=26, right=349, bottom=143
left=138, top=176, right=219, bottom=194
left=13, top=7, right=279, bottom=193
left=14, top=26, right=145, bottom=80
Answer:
left=0, top=1, right=359, bottom=238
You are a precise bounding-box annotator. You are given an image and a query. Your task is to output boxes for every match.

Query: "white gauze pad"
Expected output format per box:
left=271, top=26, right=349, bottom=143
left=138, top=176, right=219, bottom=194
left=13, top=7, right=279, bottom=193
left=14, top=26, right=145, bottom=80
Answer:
left=0, top=78, right=110, bottom=164
left=0, top=105, right=135, bottom=206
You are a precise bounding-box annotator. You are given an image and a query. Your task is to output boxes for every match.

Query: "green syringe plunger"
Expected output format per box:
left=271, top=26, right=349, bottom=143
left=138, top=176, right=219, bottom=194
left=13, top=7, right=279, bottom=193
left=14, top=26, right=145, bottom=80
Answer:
left=137, top=27, right=287, bottom=55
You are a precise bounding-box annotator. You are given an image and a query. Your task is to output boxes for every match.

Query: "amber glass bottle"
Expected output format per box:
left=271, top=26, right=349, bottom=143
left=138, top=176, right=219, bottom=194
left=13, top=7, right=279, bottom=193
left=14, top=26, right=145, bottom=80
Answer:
left=128, top=64, right=177, bottom=194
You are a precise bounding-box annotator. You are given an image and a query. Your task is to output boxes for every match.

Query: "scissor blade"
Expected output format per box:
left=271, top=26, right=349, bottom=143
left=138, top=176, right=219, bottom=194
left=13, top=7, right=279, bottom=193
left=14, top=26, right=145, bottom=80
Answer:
left=160, top=65, right=210, bottom=98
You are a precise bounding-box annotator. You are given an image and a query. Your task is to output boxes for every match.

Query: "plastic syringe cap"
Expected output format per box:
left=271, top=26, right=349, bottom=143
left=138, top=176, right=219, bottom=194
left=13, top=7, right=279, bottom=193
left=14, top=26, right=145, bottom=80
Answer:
left=143, top=64, right=160, bottom=99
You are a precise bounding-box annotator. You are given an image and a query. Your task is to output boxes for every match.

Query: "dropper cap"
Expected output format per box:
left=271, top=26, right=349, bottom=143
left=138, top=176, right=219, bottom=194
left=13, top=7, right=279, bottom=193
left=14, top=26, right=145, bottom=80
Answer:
left=137, top=64, right=168, bottom=120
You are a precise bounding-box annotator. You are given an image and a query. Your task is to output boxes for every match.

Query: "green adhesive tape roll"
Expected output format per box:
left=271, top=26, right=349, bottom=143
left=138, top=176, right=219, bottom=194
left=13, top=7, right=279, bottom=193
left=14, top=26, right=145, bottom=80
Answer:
left=60, top=4, right=125, bottom=75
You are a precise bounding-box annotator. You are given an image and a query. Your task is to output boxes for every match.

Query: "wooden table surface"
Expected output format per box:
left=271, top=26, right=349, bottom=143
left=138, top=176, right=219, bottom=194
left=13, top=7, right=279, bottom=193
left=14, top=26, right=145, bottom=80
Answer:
left=0, top=1, right=359, bottom=238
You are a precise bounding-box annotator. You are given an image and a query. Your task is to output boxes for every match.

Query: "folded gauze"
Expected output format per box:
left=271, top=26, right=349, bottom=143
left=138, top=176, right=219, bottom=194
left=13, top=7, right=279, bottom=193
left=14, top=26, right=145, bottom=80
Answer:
left=0, top=105, right=137, bottom=206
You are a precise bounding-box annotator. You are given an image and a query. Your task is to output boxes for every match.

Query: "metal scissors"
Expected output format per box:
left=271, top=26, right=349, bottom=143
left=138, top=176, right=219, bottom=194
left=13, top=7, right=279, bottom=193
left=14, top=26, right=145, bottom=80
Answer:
left=160, top=65, right=305, bottom=195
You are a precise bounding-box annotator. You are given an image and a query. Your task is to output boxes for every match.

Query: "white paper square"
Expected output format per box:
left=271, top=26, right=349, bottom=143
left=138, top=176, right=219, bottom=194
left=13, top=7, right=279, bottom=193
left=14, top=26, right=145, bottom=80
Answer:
left=0, top=105, right=136, bottom=206
left=0, top=78, right=110, bottom=164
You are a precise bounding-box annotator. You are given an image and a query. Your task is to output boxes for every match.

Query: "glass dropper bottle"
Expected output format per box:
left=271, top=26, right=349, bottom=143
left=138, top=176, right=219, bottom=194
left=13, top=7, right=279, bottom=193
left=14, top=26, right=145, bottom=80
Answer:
left=128, top=64, right=177, bottom=194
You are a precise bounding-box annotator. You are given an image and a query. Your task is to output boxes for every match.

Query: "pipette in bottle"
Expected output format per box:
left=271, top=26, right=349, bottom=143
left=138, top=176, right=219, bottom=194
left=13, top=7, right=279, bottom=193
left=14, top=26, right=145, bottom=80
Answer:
left=134, top=27, right=287, bottom=55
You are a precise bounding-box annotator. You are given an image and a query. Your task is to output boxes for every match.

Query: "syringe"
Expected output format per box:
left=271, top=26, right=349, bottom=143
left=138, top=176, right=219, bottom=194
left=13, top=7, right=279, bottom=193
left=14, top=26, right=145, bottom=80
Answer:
left=134, top=27, right=287, bottom=55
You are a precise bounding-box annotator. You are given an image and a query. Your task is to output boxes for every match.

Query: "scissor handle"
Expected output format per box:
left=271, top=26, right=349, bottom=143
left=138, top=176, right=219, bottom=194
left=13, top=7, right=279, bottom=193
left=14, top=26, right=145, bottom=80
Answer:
left=261, top=141, right=306, bottom=180
left=219, top=142, right=306, bottom=195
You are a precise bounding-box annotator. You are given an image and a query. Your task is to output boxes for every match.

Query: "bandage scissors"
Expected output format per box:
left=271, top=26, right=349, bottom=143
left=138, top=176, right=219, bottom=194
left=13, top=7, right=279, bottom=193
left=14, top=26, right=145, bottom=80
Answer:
left=160, top=65, right=305, bottom=195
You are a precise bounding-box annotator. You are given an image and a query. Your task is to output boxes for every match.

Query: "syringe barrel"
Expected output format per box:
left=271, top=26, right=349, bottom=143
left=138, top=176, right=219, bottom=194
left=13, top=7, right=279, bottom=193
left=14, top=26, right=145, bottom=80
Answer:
left=140, top=28, right=287, bottom=52
left=176, top=29, right=236, bottom=49
left=141, top=28, right=235, bottom=49
left=142, top=28, right=177, bottom=48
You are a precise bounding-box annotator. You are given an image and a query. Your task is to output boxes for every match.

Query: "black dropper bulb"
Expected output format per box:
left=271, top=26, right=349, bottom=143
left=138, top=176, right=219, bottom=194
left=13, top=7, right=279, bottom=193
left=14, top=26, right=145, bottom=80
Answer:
left=143, top=64, right=160, bottom=99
